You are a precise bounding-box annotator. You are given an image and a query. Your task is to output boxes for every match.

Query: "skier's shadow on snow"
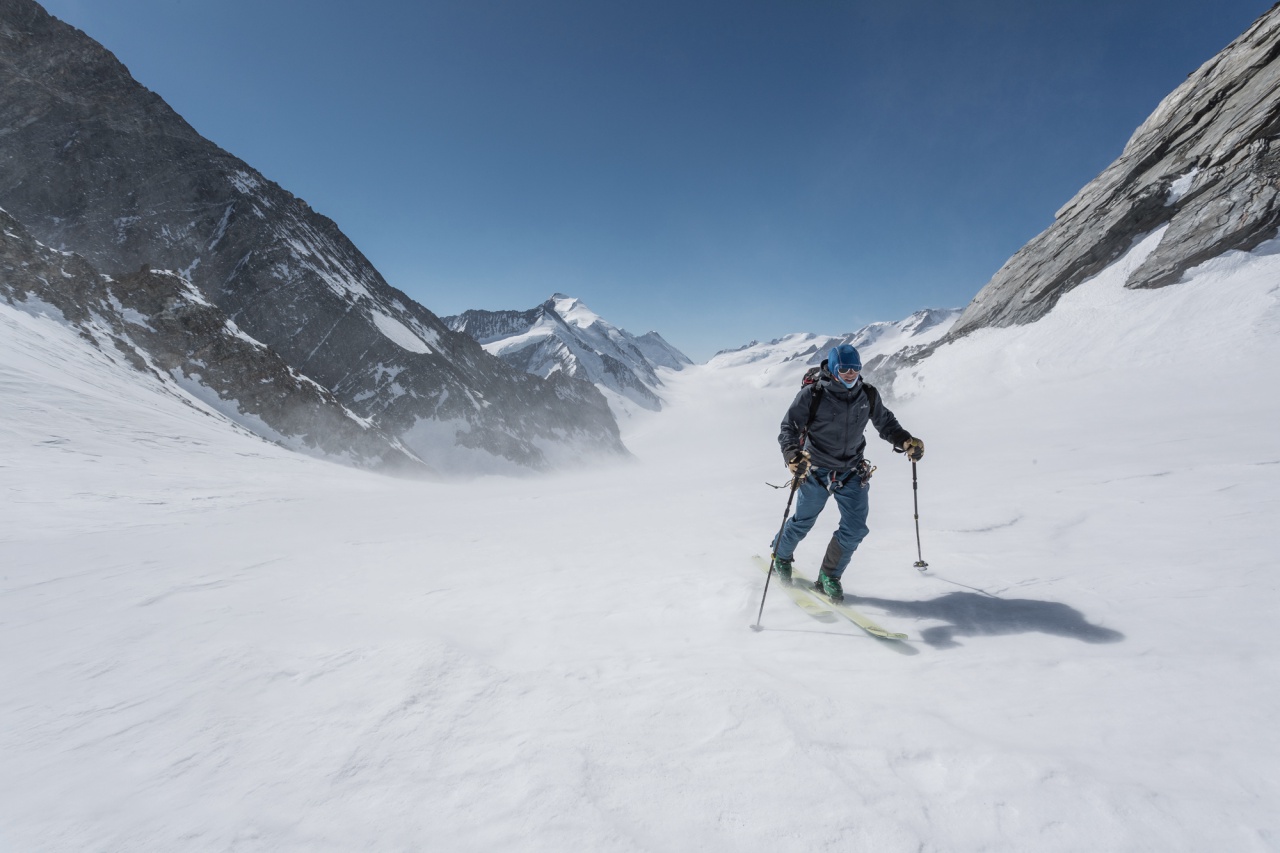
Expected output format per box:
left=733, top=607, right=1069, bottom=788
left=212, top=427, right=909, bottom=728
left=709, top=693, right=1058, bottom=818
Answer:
left=847, top=592, right=1124, bottom=649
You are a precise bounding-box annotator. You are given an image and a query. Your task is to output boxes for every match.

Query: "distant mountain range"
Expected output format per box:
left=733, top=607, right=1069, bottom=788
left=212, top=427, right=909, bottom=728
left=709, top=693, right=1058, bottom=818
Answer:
left=445, top=294, right=692, bottom=414
left=710, top=308, right=961, bottom=390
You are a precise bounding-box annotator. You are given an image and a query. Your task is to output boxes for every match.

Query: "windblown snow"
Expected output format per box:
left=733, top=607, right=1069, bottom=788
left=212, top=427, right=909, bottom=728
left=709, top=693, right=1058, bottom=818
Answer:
left=2, top=235, right=1278, bottom=851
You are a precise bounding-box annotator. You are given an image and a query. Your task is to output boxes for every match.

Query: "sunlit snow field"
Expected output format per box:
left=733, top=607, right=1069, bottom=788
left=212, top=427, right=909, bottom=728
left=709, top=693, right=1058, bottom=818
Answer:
left=3, top=236, right=1279, bottom=851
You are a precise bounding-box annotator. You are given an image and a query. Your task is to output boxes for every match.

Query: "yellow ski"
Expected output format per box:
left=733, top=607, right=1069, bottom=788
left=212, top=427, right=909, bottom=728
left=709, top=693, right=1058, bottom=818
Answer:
left=791, top=569, right=909, bottom=640
left=752, top=556, right=837, bottom=622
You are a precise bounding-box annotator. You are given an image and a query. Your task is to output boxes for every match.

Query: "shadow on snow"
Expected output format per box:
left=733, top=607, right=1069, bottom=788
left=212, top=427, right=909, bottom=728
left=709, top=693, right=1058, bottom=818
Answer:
left=846, top=591, right=1125, bottom=650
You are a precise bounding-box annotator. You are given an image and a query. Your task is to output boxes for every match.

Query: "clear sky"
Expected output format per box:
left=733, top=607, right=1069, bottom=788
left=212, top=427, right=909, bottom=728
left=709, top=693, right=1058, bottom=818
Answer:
left=38, top=0, right=1274, bottom=361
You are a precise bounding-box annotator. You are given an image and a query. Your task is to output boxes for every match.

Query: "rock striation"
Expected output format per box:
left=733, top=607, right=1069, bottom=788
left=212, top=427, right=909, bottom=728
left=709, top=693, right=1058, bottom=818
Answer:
left=0, top=0, right=625, bottom=472
left=952, top=3, right=1280, bottom=337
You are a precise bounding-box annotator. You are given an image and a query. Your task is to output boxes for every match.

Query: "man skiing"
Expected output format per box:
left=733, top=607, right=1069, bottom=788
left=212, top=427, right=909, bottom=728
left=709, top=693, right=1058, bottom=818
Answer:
left=772, top=343, right=924, bottom=603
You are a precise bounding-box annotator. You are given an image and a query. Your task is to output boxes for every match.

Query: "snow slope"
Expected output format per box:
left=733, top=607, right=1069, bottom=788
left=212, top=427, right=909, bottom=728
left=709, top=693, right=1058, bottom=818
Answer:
left=2, top=235, right=1278, bottom=850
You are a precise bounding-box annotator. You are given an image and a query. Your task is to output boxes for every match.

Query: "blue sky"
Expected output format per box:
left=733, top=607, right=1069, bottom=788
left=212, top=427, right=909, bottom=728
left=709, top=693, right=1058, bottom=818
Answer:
left=40, top=0, right=1273, bottom=361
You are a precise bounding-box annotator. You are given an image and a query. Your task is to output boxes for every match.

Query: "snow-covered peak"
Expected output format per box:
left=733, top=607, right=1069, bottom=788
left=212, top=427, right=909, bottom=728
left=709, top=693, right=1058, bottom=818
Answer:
left=445, top=294, right=692, bottom=416
left=551, top=293, right=604, bottom=330
left=633, top=330, right=695, bottom=372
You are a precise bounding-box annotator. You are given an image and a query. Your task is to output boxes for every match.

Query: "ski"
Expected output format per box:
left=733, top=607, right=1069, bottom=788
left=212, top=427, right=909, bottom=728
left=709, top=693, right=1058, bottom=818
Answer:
left=752, top=556, right=837, bottom=623
left=790, top=570, right=909, bottom=641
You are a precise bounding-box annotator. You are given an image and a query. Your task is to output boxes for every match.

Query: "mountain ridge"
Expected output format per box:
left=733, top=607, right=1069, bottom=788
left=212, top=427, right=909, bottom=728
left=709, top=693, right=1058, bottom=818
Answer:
left=0, top=205, right=426, bottom=472
left=707, top=308, right=961, bottom=393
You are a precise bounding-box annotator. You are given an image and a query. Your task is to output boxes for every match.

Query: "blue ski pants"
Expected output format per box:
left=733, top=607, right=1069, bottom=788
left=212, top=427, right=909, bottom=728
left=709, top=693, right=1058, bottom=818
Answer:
left=772, top=468, right=870, bottom=580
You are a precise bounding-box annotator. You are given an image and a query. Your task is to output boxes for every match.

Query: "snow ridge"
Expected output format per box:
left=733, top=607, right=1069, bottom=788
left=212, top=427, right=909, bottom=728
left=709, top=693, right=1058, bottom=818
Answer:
left=709, top=308, right=961, bottom=388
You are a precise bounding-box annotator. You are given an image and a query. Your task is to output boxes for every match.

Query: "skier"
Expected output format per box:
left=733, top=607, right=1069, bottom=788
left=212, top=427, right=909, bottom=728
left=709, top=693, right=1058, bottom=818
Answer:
left=772, top=343, right=924, bottom=603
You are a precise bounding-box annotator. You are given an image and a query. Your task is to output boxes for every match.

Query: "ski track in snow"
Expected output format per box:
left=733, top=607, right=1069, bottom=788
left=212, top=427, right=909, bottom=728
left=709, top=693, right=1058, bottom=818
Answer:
left=2, top=241, right=1280, bottom=851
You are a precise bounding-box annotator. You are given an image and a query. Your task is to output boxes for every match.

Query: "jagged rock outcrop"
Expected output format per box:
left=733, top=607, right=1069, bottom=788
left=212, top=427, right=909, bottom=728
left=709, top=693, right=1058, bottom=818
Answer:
left=0, top=0, right=625, bottom=472
left=0, top=207, right=426, bottom=471
left=445, top=294, right=692, bottom=413
left=952, top=3, right=1280, bottom=337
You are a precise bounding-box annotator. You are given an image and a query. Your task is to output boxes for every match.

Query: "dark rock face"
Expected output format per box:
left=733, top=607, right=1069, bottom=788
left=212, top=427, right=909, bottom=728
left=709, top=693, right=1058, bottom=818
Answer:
left=0, top=0, right=625, bottom=471
left=445, top=294, right=692, bottom=412
left=952, top=4, right=1280, bottom=337
left=0, top=208, right=425, bottom=472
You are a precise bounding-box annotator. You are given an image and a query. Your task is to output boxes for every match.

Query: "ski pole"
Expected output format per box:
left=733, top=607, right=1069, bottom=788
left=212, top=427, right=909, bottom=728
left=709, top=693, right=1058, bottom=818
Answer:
left=911, top=460, right=929, bottom=571
left=751, top=472, right=803, bottom=632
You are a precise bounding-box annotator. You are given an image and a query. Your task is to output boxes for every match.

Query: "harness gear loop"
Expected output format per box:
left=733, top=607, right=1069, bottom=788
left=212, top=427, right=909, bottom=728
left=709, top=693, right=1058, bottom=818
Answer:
left=824, top=458, right=876, bottom=493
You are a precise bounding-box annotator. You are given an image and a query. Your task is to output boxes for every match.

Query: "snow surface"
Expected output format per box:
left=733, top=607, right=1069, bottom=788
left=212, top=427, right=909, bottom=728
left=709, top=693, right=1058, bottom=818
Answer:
left=2, top=235, right=1279, bottom=851
left=368, top=307, right=436, bottom=355
left=1166, top=167, right=1202, bottom=205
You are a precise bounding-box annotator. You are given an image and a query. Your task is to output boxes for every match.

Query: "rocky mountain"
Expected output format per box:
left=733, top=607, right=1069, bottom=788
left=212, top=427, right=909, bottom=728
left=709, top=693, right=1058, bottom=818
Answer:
left=445, top=294, right=692, bottom=413
left=708, top=308, right=960, bottom=389
left=951, top=3, right=1280, bottom=338
left=0, top=0, right=625, bottom=473
left=0, top=207, right=425, bottom=472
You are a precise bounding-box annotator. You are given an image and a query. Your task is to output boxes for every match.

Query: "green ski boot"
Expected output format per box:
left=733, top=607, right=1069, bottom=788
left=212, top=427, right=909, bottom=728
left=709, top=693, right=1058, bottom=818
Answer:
left=815, top=571, right=844, bottom=604
left=771, top=555, right=794, bottom=586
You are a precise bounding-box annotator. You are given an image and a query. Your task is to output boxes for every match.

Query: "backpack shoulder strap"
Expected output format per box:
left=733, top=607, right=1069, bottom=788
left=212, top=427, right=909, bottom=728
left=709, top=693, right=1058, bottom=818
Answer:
left=798, top=363, right=826, bottom=429
left=861, top=382, right=879, bottom=411
left=804, top=382, right=824, bottom=429
left=796, top=361, right=830, bottom=443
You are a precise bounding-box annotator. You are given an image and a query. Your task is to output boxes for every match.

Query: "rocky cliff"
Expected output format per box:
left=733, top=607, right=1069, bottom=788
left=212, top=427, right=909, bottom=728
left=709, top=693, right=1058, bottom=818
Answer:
left=0, top=207, right=426, bottom=471
left=0, top=0, right=625, bottom=472
left=951, top=3, right=1280, bottom=337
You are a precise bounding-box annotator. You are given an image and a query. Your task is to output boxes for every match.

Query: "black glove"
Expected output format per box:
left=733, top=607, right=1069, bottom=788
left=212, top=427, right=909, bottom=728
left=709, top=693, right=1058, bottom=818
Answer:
left=784, top=448, right=811, bottom=480
left=901, top=437, right=924, bottom=461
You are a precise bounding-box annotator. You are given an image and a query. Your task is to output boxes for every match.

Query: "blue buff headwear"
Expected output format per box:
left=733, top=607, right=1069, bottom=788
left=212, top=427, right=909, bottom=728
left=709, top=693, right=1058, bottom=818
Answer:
left=828, top=344, right=862, bottom=388
left=828, top=344, right=861, bottom=373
